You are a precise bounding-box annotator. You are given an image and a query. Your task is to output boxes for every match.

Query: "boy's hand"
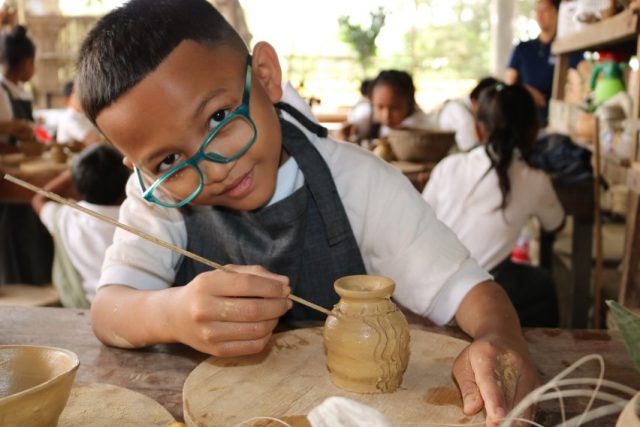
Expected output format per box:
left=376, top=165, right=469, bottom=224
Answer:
left=171, top=265, right=291, bottom=357
left=453, top=282, right=539, bottom=426
left=452, top=332, right=538, bottom=426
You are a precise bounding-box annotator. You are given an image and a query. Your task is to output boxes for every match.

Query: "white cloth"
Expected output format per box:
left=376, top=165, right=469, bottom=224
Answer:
left=347, top=99, right=371, bottom=124
left=0, top=75, right=31, bottom=121
left=422, top=147, right=565, bottom=271
left=40, top=201, right=120, bottom=301
left=438, top=97, right=478, bottom=151
left=56, top=107, right=99, bottom=144
left=0, top=75, right=31, bottom=142
left=379, top=108, right=434, bottom=138
left=99, top=83, right=491, bottom=325
left=308, top=397, right=390, bottom=427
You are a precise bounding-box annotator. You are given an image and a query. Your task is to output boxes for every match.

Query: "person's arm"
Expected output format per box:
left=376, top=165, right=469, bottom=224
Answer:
left=91, top=265, right=292, bottom=356
left=453, top=282, right=538, bottom=426
left=504, top=68, right=519, bottom=85
left=0, top=119, right=34, bottom=141
left=31, top=169, right=75, bottom=215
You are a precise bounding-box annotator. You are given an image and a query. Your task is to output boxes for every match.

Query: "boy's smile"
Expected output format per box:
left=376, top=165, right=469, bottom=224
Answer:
left=96, top=40, right=284, bottom=211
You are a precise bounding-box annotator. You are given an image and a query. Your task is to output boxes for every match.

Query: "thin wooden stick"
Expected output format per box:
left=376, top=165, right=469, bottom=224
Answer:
left=4, top=174, right=332, bottom=317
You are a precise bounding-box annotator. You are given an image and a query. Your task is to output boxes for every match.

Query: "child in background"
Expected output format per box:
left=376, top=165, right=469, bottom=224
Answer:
left=0, top=25, right=35, bottom=145
left=77, top=1, right=537, bottom=423
left=438, top=76, right=500, bottom=152
left=31, top=144, right=130, bottom=307
left=369, top=69, right=433, bottom=139
left=338, top=78, right=373, bottom=143
left=423, top=83, right=565, bottom=327
left=56, top=80, right=102, bottom=146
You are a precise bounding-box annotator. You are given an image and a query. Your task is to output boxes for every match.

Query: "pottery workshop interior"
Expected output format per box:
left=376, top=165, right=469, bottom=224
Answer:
left=1, top=0, right=640, bottom=426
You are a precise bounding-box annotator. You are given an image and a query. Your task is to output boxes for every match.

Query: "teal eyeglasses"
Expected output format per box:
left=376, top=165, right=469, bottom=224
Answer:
left=135, top=56, right=256, bottom=208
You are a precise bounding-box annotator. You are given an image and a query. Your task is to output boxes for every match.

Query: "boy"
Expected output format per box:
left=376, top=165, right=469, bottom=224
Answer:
left=31, top=144, right=130, bottom=306
left=56, top=80, right=102, bottom=146
left=77, top=0, right=536, bottom=424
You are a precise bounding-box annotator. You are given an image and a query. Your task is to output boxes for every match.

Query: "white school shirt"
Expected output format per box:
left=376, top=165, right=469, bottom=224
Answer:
left=422, top=147, right=565, bottom=271
left=99, top=83, right=491, bottom=325
left=437, top=97, right=478, bottom=152
left=40, top=201, right=120, bottom=301
left=0, top=75, right=31, bottom=142
left=56, top=107, right=99, bottom=144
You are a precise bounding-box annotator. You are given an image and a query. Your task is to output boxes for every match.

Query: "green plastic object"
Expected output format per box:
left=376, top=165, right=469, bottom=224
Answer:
left=606, top=300, right=640, bottom=372
left=590, top=61, right=626, bottom=107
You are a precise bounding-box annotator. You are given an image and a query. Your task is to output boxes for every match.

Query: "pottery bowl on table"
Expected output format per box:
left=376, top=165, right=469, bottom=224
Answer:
left=0, top=345, right=79, bottom=427
left=17, top=141, right=45, bottom=157
left=387, top=127, right=455, bottom=163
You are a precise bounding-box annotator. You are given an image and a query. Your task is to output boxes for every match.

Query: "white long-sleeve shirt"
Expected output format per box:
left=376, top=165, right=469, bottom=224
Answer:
left=99, top=83, right=491, bottom=325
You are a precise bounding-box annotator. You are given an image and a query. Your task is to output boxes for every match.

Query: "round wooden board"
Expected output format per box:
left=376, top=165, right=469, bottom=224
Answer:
left=183, top=328, right=484, bottom=427
left=59, top=383, right=175, bottom=427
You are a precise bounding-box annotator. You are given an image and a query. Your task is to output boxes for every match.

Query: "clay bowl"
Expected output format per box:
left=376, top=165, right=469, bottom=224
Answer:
left=387, top=127, right=455, bottom=163
left=17, top=141, right=45, bottom=157
left=0, top=345, right=79, bottom=427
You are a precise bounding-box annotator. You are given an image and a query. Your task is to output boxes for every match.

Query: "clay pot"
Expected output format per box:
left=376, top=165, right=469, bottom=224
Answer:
left=0, top=345, right=79, bottom=427
left=372, top=138, right=396, bottom=162
left=616, top=392, right=640, bottom=427
left=387, top=127, right=455, bottom=163
left=323, top=275, right=410, bottom=394
left=574, top=113, right=597, bottom=140
left=50, top=143, right=68, bottom=164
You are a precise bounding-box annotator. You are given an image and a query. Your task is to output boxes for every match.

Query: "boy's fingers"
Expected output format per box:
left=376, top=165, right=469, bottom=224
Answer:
left=206, top=334, right=274, bottom=357
left=227, top=264, right=289, bottom=284
left=201, top=319, right=279, bottom=343
left=204, top=269, right=291, bottom=298
left=453, top=350, right=484, bottom=415
left=473, top=359, right=508, bottom=426
left=214, top=297, right=292, bottom=322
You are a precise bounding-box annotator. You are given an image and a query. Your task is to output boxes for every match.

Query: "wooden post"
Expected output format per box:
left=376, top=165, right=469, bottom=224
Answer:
left=593, top=119, right=603, bottom=328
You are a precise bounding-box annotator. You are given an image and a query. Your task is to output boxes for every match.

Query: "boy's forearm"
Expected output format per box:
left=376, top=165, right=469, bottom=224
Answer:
left=455, top=281, right=525, bottom=345
left=91, top=284, right=179, bottom=348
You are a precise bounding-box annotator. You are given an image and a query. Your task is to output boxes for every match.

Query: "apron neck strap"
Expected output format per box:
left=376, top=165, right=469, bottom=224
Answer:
left=275, top=102, right=328, bottom=138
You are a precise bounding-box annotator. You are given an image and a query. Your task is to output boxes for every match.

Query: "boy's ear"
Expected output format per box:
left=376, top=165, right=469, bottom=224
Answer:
left=251, top=42, right=283, bottom=103
left=123, top=156, right=134, bottom=170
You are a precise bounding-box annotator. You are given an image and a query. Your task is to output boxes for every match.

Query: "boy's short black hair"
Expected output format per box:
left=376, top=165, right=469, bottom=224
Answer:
left=470, top=77, right=500, bottom=101
left=63, top=80, right=74, bottom=99
left=71, top=144, right=130, bottom=205
left=76, top=0, right=247, bottom=124
left=0, top=25, right=35, bottom=72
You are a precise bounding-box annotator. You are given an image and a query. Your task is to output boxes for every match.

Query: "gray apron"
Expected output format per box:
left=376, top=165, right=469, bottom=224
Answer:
left=176, top=105, right=366, bottom=321
left=0, top=81, right=53, bottom=285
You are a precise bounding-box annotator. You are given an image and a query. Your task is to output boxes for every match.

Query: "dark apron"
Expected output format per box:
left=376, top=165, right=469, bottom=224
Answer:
left=0, top=82, right=53, bottom=285
left=176, top=104, right=366, bottom=321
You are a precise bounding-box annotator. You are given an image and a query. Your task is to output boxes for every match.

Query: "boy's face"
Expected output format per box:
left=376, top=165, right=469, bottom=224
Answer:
left=96, top=41, right=283, bottom=211
left=371, top=84, right=412, bottom=129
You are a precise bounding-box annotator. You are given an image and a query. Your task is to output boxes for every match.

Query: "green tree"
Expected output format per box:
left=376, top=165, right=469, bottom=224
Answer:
left=338, top=7, right=386, bottom=77
left=408, top=0, right=491, bottom=80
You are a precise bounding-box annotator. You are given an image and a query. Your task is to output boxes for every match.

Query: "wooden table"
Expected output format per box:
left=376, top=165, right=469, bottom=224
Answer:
left=0, top=152, right=69, bottom=203
left=1, top=306, right=638, bottom=425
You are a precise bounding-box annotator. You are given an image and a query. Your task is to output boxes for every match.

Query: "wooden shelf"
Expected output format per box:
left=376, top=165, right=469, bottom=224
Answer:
left=571, top=136, right=631, bottom=167
left=552, top=9, right=639, bottom=55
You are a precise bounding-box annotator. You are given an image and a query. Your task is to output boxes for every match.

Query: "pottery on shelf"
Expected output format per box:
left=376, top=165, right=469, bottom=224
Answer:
left=323, top=275, right=410, bottom=394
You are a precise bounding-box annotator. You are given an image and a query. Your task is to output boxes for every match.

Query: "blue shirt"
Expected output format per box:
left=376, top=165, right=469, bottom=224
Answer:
left=508, top=38, right=582, bottom=122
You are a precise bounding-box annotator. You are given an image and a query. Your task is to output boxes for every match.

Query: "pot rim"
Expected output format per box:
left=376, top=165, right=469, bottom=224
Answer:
left=334, top=275, right=395, bottom=299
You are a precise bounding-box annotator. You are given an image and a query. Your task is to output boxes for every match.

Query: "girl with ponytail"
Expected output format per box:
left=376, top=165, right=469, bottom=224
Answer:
left=422, top=83, right=565, bottom=327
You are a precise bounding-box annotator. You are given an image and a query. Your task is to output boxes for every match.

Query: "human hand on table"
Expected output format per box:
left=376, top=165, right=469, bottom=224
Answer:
left=452, top=332, right=538, bottom=427
left=8, top=119, right=34, bottom=141
left=170, top=265, right=291, bottom=357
